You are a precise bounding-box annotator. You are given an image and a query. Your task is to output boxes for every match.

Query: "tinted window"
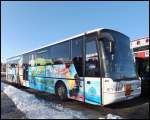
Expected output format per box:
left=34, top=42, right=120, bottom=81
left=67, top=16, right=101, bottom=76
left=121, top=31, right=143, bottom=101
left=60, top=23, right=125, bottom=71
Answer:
left=100, top=30, right=137, bottom=80
left=51, top=41, right=70, bottom=63
left=35, top=47, right=53, bottom=65
left=85, top=37, right=100, bottom=77
left=23, top=54, right=29, bottom=65
left=28, top=52, right=36, bottom=66
left=72, top=37, right=83, bottom=76
left=36, top=47, right=50, bottom=59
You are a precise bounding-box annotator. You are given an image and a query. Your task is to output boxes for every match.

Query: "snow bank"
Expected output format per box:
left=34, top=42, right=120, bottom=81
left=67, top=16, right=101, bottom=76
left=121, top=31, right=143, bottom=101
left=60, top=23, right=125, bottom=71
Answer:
left=1, top=83, right=86, bottom=119
left=106, top=114, right=123, bottom=119
left=98, top=114, right=123, bottom=119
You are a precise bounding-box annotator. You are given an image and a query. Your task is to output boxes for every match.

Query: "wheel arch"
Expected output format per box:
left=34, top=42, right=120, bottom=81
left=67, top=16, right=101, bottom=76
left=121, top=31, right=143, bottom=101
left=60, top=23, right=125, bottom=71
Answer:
left=55, top=80, right=69, bottom=95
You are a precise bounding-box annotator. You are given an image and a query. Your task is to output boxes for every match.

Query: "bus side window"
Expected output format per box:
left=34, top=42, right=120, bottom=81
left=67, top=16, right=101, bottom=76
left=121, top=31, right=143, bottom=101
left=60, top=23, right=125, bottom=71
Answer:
left=51, top=41, right=70, bottom=63
left=71, top=37, right=83, bottom=77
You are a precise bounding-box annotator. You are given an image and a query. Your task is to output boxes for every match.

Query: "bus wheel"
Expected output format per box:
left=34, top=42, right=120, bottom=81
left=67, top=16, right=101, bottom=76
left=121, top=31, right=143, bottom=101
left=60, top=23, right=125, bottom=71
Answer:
left=56, top=83, right=68, bottom=101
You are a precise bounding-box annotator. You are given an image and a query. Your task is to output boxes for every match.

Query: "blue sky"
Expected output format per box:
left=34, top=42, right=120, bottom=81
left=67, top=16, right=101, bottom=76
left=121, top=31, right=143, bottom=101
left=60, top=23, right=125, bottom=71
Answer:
left=1, top=1, right=149, bottom=61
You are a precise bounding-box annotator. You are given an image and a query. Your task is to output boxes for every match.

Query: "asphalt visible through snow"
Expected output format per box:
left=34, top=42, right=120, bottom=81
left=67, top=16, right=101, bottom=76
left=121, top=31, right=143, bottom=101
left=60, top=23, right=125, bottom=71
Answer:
left=1, top=92, right=27, bottom=119
left=1, top=78, right=149, bottom=119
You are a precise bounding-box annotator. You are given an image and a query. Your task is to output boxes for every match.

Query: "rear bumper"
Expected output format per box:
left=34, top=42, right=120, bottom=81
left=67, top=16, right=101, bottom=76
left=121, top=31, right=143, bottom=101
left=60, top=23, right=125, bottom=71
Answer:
left=103, top=88, right=141, bottom=105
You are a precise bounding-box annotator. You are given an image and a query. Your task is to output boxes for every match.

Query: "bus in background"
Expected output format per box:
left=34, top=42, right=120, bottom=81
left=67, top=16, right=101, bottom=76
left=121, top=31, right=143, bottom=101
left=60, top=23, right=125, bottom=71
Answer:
left=131, top=37, right=149, bottom=95
left=6, top=28, right=141, bottom=106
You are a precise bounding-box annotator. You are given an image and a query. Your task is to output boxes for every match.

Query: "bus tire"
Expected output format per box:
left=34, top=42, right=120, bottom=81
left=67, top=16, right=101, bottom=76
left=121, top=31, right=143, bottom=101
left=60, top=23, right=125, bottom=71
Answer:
left=56, top=82, right=68, bottom=101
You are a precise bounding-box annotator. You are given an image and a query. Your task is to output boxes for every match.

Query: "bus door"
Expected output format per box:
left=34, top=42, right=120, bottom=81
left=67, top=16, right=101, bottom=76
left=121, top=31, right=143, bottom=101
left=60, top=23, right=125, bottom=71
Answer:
left=18, top=56, right=26, bottom=86
left=84, top=37, right=101, bottom=105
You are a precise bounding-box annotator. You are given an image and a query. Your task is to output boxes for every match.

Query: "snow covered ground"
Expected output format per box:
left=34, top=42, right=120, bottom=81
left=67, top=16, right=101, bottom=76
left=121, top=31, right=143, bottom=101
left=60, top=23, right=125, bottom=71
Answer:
left=1, top=82, right=87, bottom=119
left=1, top=82, right=123, bottom=119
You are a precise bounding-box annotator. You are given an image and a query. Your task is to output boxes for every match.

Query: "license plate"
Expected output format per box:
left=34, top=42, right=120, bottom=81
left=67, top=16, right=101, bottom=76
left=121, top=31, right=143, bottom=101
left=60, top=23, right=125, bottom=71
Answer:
left=125, top=84, right=132, bottom=96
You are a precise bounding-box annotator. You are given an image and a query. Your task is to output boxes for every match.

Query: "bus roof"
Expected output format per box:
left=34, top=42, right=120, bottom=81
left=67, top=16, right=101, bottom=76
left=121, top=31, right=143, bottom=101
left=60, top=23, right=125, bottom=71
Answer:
left=7, top=28, right=104, bottom=60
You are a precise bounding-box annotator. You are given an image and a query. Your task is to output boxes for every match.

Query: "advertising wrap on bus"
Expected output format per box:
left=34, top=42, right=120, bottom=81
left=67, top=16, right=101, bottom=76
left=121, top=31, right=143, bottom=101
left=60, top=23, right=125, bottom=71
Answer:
left=27, top=64, right=85, bottom=102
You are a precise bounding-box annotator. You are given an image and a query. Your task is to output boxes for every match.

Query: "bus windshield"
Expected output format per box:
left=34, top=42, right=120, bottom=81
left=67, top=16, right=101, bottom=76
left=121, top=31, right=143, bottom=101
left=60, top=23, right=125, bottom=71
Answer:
left=100, top=30, right=137, bottom=80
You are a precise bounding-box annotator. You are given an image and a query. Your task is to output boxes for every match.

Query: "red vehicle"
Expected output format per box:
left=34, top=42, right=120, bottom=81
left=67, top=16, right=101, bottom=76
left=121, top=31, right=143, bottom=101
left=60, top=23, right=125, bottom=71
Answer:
left=131, top=37, right=149, bottom=95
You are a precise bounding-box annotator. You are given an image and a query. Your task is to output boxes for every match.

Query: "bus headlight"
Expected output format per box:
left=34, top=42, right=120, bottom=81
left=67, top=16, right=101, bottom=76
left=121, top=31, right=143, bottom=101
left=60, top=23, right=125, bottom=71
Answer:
left=106, top=82, right=124, bottom=92
left=104, top=80, right=124, bottom=93
left=136, top=81, right=141, bottom=88
left=116, top=82, right=124, bottom=91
